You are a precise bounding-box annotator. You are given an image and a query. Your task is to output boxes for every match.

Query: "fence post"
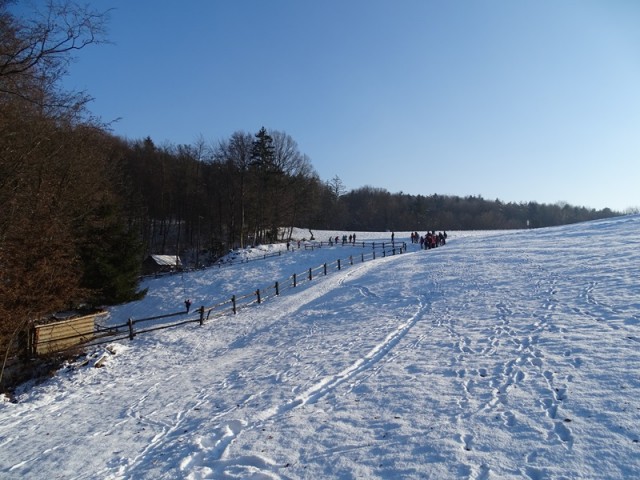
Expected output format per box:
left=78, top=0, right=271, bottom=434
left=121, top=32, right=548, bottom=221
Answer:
left=383, top=249, right=386, bottom=257
left=361, top=253, right=364, bottom=262
left=373, top=251, right=376, bottom=260
left=199, top=306, right=205, bottom=325
left=275, top=281, right=279, bottom=296
left=350, top=255, right=353, bottom=265
left=127, top=318, right=135, bottom=340
left=338, top=259, right=341, bottom=270
left=293, top=273, right=297, bottom=287
left=27, top=328, right=34, bottom=357
left=324, top=263, right=327, bottom=275
left=232, top=295, right=237, bottom=314
left=308, top=268, right=312, bottom=281
left=256, top=289, right=261, bottom=304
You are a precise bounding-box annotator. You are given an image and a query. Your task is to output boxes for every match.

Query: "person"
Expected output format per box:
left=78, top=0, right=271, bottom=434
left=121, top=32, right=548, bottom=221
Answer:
left=286, top=241, right=290, bottom=251
left=352, top=233, right=356, bottom=244
left=185, top=298, right=192, bottom=313
left=391, top=232, right=395, bottom=243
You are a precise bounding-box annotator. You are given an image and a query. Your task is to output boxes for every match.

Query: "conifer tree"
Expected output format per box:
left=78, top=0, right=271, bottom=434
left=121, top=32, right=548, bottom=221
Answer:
left=78, top=204, right=147, bottom=305
left=250, top=127, right=276, bottom=171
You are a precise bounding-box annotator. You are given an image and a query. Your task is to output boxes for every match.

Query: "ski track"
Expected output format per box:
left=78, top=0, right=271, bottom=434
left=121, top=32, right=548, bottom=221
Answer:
left=177, top=257, right=431, bottom=479
left=98, top=255, right=430, bottom=479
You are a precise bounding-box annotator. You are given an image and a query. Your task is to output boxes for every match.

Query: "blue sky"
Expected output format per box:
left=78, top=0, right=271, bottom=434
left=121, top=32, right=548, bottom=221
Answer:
left=54, top=0, right=639, bottom=211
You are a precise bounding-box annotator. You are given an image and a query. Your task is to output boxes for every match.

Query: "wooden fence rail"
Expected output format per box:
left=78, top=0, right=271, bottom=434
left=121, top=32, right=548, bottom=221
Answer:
left=30, top=242, right=407, bottom=356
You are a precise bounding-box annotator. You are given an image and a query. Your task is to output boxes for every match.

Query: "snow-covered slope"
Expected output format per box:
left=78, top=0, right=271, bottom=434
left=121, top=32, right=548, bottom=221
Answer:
left=1, top=217, right=639, bottom=479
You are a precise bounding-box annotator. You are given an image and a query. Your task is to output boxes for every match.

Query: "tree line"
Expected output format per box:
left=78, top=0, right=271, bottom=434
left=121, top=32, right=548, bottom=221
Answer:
left=115, top=137, right=623, bottom=261
left=0, top=1, right=624, bottom=387
left=329, top=187, right=621, bottom=232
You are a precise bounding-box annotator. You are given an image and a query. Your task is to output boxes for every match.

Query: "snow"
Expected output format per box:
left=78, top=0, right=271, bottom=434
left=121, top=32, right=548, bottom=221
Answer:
left=1, top=217, right=640, bottom=479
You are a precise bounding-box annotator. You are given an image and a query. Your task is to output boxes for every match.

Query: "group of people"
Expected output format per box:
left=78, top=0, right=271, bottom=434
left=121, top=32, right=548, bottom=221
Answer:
left=329, top=234, right=358, bottom=246
left=410, top=231, right=447, bottom=249
left=286, top=240, right=303, bottom=250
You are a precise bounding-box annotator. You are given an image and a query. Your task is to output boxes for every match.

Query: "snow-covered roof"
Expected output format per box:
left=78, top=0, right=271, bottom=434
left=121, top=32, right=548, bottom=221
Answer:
left=149, top=254, right=181, bottom=266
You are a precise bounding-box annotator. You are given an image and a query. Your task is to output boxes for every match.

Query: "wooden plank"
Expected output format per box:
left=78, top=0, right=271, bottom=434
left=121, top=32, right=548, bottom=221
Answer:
left=37, top=318, right=94, bottom=340
left=33, top=312, right=104, bottom=355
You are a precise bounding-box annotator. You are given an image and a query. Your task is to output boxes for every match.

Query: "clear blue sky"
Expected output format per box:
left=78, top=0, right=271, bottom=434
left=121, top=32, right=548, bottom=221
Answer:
left=57, top=0, right=639, bottom=211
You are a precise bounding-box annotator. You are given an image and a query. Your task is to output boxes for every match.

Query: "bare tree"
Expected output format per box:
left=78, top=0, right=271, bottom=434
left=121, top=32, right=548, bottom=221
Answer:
left=270, top=130, right=314, bottom=177
left=266, top=130, right=318, bottom=238
left=213, top=131, right=253, bottom=248
left=0, top=0, right=109, bottom=115
left=327, top=174, right=347, bottom=200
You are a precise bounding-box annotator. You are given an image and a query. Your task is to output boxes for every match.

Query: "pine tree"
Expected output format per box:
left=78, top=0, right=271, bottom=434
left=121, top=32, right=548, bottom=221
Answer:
left=79, top=204, right=147, bottom=305
left=250, top=127, right=277, bottom=172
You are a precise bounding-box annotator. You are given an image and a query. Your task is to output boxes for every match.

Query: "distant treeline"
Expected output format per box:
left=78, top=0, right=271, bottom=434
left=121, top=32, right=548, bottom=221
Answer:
left=330, top=187, right=621, bottom=232
left=117, top=136, right=623, bottom=258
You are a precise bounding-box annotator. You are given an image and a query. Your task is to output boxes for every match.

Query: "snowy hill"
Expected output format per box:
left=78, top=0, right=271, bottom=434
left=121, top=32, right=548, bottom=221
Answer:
left=1, top=217, right=639, bottom=479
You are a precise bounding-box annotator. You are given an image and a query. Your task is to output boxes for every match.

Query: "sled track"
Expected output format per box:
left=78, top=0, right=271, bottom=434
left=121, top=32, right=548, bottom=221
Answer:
left=178, top=257, right=430, bottom=479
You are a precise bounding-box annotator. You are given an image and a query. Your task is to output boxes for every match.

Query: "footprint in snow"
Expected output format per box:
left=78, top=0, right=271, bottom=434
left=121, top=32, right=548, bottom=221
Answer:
left=553, top=420, right=573, bottom=445
left=456, top=433, right=473, bottom=451
left=501, top=411, right=516, bottom=427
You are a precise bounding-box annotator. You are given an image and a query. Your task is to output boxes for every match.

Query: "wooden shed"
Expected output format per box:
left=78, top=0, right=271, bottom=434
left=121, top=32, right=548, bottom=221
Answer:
left=142, top=254, right=183, bottom=275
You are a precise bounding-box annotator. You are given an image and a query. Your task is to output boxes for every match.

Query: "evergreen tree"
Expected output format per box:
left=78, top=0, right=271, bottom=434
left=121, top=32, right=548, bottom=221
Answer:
left=250, top=127, right=276, bottom=171
left=79, top=204, right=147, bottom=305
left=248, top=127, right=278, bottom=242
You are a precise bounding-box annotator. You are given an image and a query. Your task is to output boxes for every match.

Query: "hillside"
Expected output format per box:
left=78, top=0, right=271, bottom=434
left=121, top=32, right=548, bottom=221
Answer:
left=1, top=217, right=639, bottom=479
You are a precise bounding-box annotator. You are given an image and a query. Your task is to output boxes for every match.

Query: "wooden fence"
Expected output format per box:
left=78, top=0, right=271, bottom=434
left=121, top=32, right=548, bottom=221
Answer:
left=31, top=242, right=407, bottom=355
left=213, top=240, right=399, bottom=267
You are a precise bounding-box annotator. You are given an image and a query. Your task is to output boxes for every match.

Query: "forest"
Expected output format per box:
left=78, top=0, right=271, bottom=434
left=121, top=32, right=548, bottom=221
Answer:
left=119, top=135, right=621, bottom=259
left=0, top=1, right=624, bottom=384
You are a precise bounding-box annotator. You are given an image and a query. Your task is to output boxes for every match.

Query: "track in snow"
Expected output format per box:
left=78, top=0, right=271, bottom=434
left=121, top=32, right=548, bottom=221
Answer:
left=177, top=257, right=430, bottom=479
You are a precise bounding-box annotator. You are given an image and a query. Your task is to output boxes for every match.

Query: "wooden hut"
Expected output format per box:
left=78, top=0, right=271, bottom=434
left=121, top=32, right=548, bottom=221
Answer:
left=142, top=254, right=183, bottom=275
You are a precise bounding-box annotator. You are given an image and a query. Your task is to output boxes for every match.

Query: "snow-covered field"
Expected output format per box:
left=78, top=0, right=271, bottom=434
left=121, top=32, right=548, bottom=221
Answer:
left=1, top=217, right=639, bottom=479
